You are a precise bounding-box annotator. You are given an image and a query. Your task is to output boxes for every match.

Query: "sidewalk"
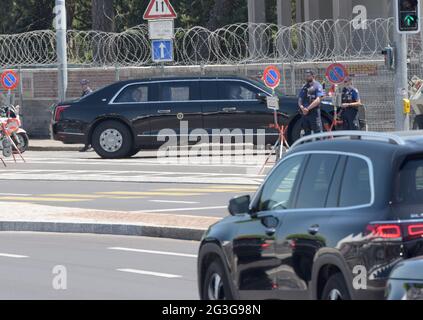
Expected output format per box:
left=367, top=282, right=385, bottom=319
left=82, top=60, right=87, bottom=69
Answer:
left=0, top=202, right=220, bottom=241
left=29, top=139, right=84, bottom=152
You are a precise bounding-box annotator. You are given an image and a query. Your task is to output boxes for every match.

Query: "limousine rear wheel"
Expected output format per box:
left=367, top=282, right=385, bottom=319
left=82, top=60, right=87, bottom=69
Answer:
left=92, top=120, right=133, bottom=159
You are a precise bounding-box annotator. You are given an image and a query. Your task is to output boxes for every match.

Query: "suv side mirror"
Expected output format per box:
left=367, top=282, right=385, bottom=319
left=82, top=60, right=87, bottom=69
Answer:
left=228, top=195, right=251, bottom=216
left=256, top=93, right=268, bottom=102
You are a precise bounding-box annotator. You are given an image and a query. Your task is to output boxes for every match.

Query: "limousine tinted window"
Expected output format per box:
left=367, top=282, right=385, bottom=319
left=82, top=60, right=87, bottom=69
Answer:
left=159, top=81, right=199, bottom=101
left=115, top=84, right=149, bottom=103
left=218, top=81, right=259, bottom=100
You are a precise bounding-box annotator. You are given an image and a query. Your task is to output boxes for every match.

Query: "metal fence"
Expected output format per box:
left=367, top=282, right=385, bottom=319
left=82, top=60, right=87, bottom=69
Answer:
left=2, top=18, right=423, bottom=133
left=0, top=18, right=422, bottom=67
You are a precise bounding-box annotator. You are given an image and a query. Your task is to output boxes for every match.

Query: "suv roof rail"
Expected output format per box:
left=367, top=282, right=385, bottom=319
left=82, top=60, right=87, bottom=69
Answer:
left=290, top=131, right=406, bottom=149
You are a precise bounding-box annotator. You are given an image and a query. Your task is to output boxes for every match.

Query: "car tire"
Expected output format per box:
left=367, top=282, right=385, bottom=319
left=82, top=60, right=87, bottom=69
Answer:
left=92, top=121, right=133, bottom=159
left=321, top=273, right=351, bottom=300
left=202, top=260, right=234, bottom=300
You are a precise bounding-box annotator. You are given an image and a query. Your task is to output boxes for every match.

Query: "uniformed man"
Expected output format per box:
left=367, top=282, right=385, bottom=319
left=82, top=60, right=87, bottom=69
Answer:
left=341, top=77, right=362, bottom=131
left=298, top=70, right=325, bottom=136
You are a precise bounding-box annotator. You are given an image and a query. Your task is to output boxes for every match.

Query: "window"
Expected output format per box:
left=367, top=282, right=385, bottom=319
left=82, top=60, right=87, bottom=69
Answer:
left=396, top=159, right=423, bottom=204
left=257, top=155, right=305, bottom=212
left=160, top=82, right=199, bottom=102
left=114, top=85, right=149, bottom=103
left=339, top=157, right=371, bottom=207
left=296, top=154, right=339, bottom=209
left=218, top=81, right=259, bottom=100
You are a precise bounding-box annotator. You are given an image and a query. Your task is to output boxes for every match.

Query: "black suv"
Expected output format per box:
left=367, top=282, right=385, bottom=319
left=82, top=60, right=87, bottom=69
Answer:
left=197, top=131, right=423, bottom=300
left=52, top=76, right=356, bottom=159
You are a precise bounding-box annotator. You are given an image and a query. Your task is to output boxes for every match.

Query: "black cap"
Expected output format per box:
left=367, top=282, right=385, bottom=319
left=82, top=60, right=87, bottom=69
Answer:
left=305, top=69, right=315, bottom=76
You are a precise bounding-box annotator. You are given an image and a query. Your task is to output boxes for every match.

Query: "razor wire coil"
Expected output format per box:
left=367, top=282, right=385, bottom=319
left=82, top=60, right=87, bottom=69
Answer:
left=0, top=18, right=422, bottom=68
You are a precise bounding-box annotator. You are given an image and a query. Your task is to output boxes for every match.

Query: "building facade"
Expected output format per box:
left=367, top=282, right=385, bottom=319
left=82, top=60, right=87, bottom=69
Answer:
left=249, top=0, right=394, bottom=26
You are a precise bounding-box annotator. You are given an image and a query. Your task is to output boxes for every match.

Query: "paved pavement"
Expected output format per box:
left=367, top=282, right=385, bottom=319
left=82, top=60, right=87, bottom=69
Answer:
left=2, top=150, right=269, bottom=185
left=0, top=232, right=199, bottom=299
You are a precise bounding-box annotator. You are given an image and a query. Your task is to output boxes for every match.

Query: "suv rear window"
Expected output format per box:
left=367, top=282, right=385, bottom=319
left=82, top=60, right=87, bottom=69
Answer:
left=394, top=158, right=423, bottom=218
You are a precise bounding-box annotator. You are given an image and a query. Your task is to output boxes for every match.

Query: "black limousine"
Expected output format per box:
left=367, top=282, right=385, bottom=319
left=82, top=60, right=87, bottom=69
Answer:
left=52, top=76, right=363, bottom=159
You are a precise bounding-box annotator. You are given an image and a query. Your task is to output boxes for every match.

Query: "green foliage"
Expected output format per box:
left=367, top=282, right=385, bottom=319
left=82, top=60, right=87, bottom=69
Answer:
left=0, top=0, right=297, bottom=34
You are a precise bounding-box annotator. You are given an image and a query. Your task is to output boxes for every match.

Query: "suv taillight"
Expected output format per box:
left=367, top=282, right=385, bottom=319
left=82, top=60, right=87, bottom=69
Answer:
left=54, top=105, right=70, bottom=122
left=407, top=223, right=423, bottom=239
left=366, top=222, right=423, bottom=241
left=367, top=223, right=402, bottom=240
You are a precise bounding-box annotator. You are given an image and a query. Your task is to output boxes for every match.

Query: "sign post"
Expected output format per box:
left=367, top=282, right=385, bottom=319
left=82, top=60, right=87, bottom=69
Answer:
left=259, top=66, right=287, bottom=171
left=144, top=0, right=177, bottom=64
left=326, top=63, right=349, bottom=131
left=1, top=70, right=19, bottom=106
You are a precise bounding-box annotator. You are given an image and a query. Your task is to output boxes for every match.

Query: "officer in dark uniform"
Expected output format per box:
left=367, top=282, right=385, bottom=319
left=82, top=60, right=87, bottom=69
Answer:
left=341, top=77, right=362, bottom=130
left=298, top=70, right=325, bottom=136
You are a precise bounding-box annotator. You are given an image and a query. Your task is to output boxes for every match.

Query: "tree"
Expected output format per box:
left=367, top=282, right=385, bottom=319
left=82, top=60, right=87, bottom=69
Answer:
left=92, top=0, right=115, bottom=32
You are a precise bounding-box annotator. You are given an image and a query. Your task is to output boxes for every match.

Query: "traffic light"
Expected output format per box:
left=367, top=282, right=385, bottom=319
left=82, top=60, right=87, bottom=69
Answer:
left=382, top=46, right=395, bottom=70
left=396, top=0, right=421, bottom=33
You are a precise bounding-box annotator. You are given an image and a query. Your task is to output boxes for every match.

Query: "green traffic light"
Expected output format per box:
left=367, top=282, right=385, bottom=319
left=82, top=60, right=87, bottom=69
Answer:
left=404, top=15, right=416, bottom=26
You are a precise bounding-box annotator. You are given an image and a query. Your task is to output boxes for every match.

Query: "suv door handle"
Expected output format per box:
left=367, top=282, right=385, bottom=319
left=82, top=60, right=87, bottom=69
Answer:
left=222, top=107, right=237, bottom=112
left=308, top=224, right=320, bottom=235
left=157, top=109, right=171, bottom=114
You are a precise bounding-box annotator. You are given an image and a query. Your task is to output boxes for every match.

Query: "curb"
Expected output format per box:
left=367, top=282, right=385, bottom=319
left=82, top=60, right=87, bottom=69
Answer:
left=28, top=146, right=82, bottom=152
left=0, top=221, right=206, bottom=241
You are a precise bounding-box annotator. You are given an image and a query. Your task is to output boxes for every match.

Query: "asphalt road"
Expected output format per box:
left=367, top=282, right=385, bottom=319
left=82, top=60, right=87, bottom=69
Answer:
left=0, top=232, right=199, bottom=299
left=0, top=151, right=264, bottom=217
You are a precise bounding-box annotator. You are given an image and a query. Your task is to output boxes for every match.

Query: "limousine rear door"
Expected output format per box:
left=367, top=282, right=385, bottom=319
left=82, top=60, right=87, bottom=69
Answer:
left=150, top=81, right=203, bottom=143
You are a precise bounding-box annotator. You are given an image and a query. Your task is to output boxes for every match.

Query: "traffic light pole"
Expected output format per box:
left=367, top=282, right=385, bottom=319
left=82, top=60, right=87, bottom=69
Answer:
left=393, top=31, right=409, bottom=131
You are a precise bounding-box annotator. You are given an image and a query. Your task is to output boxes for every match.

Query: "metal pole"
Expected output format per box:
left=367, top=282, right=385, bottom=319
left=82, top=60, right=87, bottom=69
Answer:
left=393, top=32, right=408, bottom=131
left=55, top=0, right=68, bottom=102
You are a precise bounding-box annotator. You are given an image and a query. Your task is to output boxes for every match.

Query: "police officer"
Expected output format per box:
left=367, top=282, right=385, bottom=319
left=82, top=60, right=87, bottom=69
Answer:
left=341, top=77, right=362, bottom=131
left=298, top=70, right=325, bottom=136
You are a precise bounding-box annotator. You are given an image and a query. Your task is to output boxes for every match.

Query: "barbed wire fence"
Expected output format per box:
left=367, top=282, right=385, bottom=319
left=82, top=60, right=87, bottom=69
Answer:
left=1, top=18, right=423, bottom=132
left=0, top=18, right=421, bottom=67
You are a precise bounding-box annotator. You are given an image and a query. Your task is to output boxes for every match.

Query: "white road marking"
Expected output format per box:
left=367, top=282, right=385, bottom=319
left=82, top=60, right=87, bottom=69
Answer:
left=0, top=193, right=32, bottom=196
left=148, top=200, right=200, bottom=204
left=138, top=206, right=227, bottom=213
left=0, top=253, right=28, bottom=258
left=117, top=268, right=182, bottom=279
left=109, top=247, right=197, bottom=258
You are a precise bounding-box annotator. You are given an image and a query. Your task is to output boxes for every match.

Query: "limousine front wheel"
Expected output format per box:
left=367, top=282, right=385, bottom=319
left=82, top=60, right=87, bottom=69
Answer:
left=92, top=120, right=133, bottom=159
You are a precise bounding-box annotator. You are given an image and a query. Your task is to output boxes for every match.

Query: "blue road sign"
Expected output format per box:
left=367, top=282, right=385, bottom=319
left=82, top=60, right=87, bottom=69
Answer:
left=152, top=39, right=173, bottom=62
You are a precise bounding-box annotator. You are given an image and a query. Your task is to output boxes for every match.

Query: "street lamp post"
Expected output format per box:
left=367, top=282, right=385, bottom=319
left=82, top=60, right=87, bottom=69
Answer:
left=54, top=0, right=68, bottom=102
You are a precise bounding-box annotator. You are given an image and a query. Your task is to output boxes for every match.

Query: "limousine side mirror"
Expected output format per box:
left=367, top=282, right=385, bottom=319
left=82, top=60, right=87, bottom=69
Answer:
left=256, top=93, right=268, bottom=102
left=228, top=195, right=251, bottom=216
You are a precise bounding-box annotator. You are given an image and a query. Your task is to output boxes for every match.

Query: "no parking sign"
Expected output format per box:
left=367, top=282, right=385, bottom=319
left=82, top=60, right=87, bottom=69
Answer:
left=262, top=66, right=281, bottom=90
left=325, top=63, right=348, bottom=85
left=1, top=70, right=19, bottom=91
